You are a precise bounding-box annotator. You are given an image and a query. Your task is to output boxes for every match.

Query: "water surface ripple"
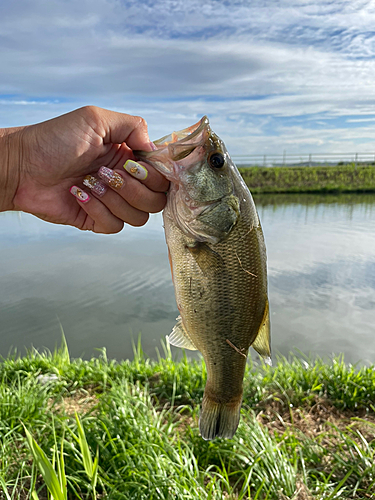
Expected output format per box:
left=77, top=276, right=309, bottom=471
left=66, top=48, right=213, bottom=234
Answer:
left=1, top=193, right=375, bottom=363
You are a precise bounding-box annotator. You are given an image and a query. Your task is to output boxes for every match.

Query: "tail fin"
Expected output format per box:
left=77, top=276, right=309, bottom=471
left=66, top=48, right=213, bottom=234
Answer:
left=199, top=393, right=242, bottom=440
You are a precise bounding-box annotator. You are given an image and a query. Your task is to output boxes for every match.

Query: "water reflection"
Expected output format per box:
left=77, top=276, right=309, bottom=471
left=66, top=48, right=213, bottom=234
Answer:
left=1, top=192, right=375, bottom=363
left=0, top=212, right=175, bottom=359
left=255, top=193, right=375, bottom=365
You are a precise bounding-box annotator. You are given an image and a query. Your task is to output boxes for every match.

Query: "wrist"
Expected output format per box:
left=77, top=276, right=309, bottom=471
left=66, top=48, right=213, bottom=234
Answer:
left=0, top=129, right=24, bottom=212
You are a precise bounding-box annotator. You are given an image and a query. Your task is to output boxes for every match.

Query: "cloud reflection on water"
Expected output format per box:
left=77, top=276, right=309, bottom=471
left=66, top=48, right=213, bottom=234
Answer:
left=1, top=194, right=375, bottom=364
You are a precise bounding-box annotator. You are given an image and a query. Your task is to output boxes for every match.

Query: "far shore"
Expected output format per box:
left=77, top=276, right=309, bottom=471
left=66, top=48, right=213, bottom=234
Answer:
left=239, top=163, right=375, bottom=193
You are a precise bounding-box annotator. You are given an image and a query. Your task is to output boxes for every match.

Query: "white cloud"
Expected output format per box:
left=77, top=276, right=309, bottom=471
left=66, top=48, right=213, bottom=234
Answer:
left=347, top=117, right=375, bottom=122
left=1, top=0, right=375, bottom=153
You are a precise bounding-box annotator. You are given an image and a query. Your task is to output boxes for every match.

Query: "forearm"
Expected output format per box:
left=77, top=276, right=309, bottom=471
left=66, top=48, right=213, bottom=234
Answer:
left=0, top=129, right=24, bottom=212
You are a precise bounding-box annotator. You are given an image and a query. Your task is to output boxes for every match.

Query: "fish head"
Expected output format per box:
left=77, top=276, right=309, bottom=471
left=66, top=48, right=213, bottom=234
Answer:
left=135, top=116, right=241, bottom=244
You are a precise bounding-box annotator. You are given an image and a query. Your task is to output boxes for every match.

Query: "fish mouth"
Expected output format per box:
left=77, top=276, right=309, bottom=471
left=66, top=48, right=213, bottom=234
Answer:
left=153, top=115, right=209, bottom=148
left=134, top=116, right=210, bottom=180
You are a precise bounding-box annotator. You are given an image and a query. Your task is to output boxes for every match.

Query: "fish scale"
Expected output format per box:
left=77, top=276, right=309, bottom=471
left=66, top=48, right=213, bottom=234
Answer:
left=171, top=219, right=265, bottom=391
left=135, top=116, right=271, bottom=440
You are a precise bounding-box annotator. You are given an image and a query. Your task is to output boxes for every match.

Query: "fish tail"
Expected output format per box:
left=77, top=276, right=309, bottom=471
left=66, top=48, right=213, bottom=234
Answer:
left=199, top=390, right=242, bottom=440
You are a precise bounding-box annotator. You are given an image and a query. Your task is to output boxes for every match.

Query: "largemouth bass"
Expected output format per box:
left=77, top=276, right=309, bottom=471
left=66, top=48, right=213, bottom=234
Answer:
left=136, top=116, right=271, bottom=440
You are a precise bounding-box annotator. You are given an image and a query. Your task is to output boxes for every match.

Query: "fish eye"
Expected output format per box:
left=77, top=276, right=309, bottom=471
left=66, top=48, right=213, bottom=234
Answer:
left=209, top=152, right=225, bottom=169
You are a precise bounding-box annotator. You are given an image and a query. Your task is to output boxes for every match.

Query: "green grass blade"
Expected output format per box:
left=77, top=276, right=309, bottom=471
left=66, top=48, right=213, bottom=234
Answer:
left=326, top=467, right=355, bottom=499
left=75, top=413, right=94, bottom=479
left=57, top=326, right=70, bottom=366
left=24, top=427, right=65, bottom=500
left=0, top=476, right=12, bottom=500
left=58, top=432, right=67, bottom=500
left=91, top=446, right=99, bottom=490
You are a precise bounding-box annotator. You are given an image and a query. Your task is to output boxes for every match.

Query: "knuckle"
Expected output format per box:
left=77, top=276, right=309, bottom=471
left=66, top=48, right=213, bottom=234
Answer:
left=76, top=106, right=104, bottom=137
left=108, top=226, right=124, bottom=234
left=81, top=105, right=101, bottom=117
left=95, top=221, right=124, bottom=234
left=124, top=182, right=144, bottom=206
left=123, top=181, right=166, bottom=213
left=149, top=195, right=167, bottom=213
left=155, top=177, right=170, bottom=193
left=134, top=115, right=148, bottom=131
left=147, top=169, right=169, bottom=192
left=131, top=212, right=149, bottom=227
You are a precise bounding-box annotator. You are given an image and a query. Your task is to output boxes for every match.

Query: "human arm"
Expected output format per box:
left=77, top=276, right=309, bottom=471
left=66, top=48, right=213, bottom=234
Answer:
left=0, top=106, right=168, bottom=233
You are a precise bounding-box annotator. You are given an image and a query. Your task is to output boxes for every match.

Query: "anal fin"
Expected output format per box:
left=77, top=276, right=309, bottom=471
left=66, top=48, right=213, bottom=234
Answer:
left=167, top=316, right=198, bottom=351
left=251, top=299, right=272, bottom=365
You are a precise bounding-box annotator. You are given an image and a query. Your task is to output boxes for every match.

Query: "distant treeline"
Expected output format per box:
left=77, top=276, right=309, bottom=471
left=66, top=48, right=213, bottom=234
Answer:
left=239, top=163, right=375, bottom=194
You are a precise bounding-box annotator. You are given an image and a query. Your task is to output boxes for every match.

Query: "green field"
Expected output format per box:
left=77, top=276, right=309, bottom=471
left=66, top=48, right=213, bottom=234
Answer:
left=1, top=339, right=375, bottom=499
left=239, top=164, right=375, bottom=194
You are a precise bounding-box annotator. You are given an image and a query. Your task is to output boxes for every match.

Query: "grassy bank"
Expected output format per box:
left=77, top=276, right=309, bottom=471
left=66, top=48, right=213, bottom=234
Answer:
left=1, top=340, right=375, bottom=499
left=239, top=164, right=375, bottom=194
left=252, top=191, right=375, bottom=208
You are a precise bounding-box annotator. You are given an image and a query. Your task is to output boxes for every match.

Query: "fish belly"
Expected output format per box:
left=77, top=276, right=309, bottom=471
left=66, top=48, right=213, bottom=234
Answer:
left=165, top=212, right=268, bottom=439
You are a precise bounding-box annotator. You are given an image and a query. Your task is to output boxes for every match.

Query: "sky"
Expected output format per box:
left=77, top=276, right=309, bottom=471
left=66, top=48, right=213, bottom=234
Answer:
left=2, top=0, right=375, bottom=157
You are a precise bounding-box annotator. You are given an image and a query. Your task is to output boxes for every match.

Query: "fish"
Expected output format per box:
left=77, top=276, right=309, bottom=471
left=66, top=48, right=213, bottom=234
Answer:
left=135, top=116, right=271, bottom=440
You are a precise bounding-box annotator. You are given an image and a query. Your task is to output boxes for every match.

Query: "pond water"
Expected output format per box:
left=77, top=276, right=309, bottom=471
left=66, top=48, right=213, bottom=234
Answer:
left=1, top=192, right=375, bottom=364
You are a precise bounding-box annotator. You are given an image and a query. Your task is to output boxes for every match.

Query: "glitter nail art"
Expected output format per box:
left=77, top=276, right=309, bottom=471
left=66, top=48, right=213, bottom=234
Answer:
left=83, top=175, right=107, bottom=197
left=98, top=166, right=124, bottom=189
left=70, top=186, right=90, bottom=203
left=123, top=160, right=148, bottom=180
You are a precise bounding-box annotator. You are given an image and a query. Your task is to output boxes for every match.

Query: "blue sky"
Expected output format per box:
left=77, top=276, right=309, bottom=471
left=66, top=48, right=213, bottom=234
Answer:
left=2, top=0, right=375, bottom=155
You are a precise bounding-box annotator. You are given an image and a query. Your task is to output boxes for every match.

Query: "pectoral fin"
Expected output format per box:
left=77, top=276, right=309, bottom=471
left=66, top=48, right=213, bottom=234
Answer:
left=186, top=242, right=224, bottom=274
left=251, top=299, right=272, bottom=365
left=167, top=316, right=198, bottom=351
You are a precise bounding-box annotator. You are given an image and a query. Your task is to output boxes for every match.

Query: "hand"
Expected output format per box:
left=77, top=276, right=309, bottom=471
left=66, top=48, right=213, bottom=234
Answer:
left=1, top=106, right=168, bottom=233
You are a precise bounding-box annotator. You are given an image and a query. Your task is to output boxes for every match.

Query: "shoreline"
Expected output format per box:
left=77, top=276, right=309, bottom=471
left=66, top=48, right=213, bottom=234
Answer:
left=239, top=164, right=375, bottom=194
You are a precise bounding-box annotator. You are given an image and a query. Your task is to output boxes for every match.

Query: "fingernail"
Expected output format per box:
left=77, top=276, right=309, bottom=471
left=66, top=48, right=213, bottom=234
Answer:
left=70, top=186, right=90, bottom=203
left=123, top=160, right=148, bottom=180
left=98, top=166, right=125, bottom=189
left=149, top=141, right=157, bottom=151
left=83, top=175, right=107, bottom=197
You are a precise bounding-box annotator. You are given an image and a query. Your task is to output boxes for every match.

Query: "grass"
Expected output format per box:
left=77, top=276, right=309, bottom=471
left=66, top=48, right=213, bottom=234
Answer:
left=1, top=339, right=375, bottom=499
left=252, top=191, right=375, bottom=209
left=239, top=164, right=375, bottom=194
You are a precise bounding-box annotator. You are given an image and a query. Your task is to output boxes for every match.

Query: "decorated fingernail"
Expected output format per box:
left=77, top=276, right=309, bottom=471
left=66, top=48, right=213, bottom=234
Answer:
left=83, top=175, right=107, bottom=197
left=123, top=160, right=148, bottom=180
left=70, top=186, right=90, bottom=203
left=98, top=166, right=125, bottom=189
left=149, top=141, right=157, bottom=151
